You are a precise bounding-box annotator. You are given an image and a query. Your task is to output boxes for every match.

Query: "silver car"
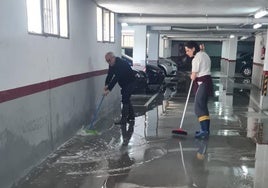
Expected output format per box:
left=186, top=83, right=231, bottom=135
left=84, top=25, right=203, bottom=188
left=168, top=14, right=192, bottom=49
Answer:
left=158, top=58, right=177, bottom=76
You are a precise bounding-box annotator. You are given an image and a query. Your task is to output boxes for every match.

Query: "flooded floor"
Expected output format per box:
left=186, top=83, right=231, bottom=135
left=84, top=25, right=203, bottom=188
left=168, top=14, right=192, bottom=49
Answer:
left=12, top=72, right=268, bottom=188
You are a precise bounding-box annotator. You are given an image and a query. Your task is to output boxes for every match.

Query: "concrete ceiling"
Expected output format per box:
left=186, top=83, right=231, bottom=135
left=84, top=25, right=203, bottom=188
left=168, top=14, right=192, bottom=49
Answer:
left=95, top=0, right=268, bottom=41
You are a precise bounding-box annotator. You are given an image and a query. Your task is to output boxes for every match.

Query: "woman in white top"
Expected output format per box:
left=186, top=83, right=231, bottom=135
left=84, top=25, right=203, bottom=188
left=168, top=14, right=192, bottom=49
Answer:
left=184, top=41, right=213, bottom=139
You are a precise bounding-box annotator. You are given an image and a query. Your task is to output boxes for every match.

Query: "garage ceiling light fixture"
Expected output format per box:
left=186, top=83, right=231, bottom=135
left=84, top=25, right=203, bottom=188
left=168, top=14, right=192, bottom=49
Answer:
left=121, top=22, right=128, bottom=27
left=254, top=8, right=268, bottom=19
left=253, top=23, right=262, bottom=29
left=240, top=36, right=249, bottom=40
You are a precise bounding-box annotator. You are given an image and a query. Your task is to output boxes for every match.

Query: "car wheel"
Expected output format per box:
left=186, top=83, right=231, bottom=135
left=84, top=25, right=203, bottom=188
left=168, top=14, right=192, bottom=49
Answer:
left=241, top=67, right=252, bottom=77
left=242, top=78, right=251, bottom=84
left=159, top=67, right=167, bottom=76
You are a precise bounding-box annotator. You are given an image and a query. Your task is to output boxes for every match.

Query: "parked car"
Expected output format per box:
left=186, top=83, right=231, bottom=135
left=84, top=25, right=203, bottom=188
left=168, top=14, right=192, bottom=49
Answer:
left=132, top=68, right=148, bottom=94
left=235, top=52, right=253, bottom=77
left=145, top=64, right=165, bottom=85
left=122, top=53, right=165, bottom=84
left=121, top=53, right=133, bottom=66
left=158, top=58, right=177, bottom=77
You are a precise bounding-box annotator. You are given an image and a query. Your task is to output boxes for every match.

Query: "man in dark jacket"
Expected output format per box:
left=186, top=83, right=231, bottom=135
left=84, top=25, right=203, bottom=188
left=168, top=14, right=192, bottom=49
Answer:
left=103, top=52, right=136, bottom=145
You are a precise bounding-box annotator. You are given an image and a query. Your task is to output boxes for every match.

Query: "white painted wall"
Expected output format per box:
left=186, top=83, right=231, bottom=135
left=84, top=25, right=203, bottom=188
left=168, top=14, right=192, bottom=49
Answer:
left=0, top=0, right=122, bottom=187
left=0, top=0, right=120, bottom=91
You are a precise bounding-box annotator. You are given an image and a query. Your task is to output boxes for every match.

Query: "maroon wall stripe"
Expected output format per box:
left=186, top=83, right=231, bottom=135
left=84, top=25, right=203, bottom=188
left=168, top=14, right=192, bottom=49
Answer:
left=220, top=58, right=236, bottom=62
left=253, top=62, right=264, bottom=67
left=0, top=69, right=108, bottom=104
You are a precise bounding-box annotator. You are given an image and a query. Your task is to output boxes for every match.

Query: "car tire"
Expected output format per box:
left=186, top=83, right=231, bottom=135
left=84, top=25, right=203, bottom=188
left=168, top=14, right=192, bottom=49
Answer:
left=241, top=67, right=252, bottom=77
left=159, top=67, right=167, bottom=76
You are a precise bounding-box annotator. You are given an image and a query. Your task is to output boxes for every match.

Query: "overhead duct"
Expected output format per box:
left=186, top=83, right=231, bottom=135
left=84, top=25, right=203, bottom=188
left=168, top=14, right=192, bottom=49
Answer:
left=169, top=37, right=229, bottom=41
left=171, top=27, right=265, bottom=33
left=118, top=16, right=268, bottom=25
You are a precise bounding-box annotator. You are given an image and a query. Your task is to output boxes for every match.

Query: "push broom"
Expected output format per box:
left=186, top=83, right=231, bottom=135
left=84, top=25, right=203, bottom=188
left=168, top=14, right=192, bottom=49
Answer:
left=172, top=80, right=193, bottom=135
left=78, top=95, right=105, bottom=136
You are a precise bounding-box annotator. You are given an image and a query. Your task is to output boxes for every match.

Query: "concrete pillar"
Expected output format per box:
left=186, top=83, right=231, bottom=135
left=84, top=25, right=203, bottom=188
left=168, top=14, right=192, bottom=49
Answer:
left=159, top=37, right=171, bottom=58
left=259, top=31, right=268, bottom=110
left=221, top=40, right=228, bottom=74
left=147, top=32, right=159, bottom=65
left=226, top=36, right=238, bottom=77
left=263, top=30, right=268, bottom=71
left=133, top=25, right=147, bottom=68
left=251, top=32, right=268, bottom=110
left=252, top=34, right=265, bottom=88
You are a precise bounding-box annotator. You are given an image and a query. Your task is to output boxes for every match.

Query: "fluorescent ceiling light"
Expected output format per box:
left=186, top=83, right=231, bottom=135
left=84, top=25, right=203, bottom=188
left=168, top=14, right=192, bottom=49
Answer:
left=253, top=23, right=262, bottom=29
left=240, top=36, right=249, bottom=40
left=121, top=22, right=128, bottom=27
left=229, top=34, right=235, bottom=38
left=254, top=8, right=268, bottom=18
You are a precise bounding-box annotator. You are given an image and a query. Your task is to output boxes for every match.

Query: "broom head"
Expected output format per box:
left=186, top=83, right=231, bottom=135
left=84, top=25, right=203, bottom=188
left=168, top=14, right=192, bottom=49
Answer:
left=172, top=128, right=188, bottom=135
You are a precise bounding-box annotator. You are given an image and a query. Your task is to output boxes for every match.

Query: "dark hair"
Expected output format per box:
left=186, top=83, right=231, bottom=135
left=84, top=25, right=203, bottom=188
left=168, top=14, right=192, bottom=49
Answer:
left=184, top=41, right=200, bottom=55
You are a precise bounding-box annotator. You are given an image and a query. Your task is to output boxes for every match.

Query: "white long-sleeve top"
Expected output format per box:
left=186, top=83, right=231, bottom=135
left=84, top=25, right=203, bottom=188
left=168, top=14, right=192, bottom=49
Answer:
left=192, top=51, right=211, bottom=77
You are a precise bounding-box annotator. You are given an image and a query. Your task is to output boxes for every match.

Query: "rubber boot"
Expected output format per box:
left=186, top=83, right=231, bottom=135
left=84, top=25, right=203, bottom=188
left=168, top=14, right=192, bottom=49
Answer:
left=117, top=104, right=129, bottom=146
left=195, top=120, right=209, bottom=139
left=127, top=103, right=135, bottom=123
left=126, top=121, right=134, bottom=140
left=195, top=120, right=210, bottom=135
left=115, top=104, right=129, bottom=125
left=121, top=124, right=129, bottom=146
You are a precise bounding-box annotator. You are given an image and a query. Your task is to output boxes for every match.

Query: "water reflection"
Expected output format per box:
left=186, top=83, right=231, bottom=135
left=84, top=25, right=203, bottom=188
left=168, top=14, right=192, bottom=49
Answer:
left=102, top=150, right=134, bottom=188
left=144, top=107, right=159, bottom=138
left=177, top=140, right=209, bottom=188
left=254, top=144, right=268, bottom=188
left=246, top=107, right=268, bottom=144
left=191, top=139, right=209, bottom=188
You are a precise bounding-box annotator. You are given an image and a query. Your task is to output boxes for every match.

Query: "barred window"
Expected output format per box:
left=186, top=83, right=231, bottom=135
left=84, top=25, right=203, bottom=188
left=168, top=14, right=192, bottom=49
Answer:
left=26, top=0, right=69, bottom=38
left=97, top=6, right=114, bottom=42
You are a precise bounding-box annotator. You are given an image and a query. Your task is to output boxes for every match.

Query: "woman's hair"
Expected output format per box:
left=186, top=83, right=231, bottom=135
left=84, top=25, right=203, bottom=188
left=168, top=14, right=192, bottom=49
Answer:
left=184, top=41, right=200, bottom=55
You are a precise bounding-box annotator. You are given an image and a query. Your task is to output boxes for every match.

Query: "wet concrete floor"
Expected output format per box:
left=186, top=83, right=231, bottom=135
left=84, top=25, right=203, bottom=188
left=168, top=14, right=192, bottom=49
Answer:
left=12, top=72, right=268, bottom=188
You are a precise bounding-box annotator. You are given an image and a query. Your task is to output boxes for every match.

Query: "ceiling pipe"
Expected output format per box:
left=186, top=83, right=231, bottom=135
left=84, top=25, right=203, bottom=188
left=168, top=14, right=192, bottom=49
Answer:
left=168, top=37, right=229, bottom=41
left=159, top=33, right=254, bottom=41
left=170, top=27, right=265, bottom=32
left=118, top=16, right=268, bottom=25
left=161, top=33, right=234, bottom=38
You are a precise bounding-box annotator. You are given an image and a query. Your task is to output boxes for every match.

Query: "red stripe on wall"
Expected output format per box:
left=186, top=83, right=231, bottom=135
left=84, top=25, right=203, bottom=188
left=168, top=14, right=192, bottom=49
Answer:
left=0, top=69, right=108, bottom=104
left=220, top=58, right=236, bottom=63
left=253, top=62, right=264, bottom=67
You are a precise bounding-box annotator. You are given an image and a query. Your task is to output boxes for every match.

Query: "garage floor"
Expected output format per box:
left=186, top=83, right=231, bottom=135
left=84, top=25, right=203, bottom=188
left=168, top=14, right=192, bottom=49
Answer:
left=12, top=72, right=268, bottom=188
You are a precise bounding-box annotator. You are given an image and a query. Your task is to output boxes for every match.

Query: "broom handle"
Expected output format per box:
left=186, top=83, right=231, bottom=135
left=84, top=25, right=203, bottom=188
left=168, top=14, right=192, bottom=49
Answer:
left=87, top=95, right=105, bottom=129
left=179, top=80, right=193, bottom=128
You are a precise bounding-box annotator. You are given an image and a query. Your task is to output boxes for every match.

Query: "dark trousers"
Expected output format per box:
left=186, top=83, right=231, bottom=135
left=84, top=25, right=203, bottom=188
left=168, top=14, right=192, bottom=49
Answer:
left=121, top=81, right=135, bottom=105
left=194, top=83, right=209, bottom=118
left=120, top=82, right=135, bottom=141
